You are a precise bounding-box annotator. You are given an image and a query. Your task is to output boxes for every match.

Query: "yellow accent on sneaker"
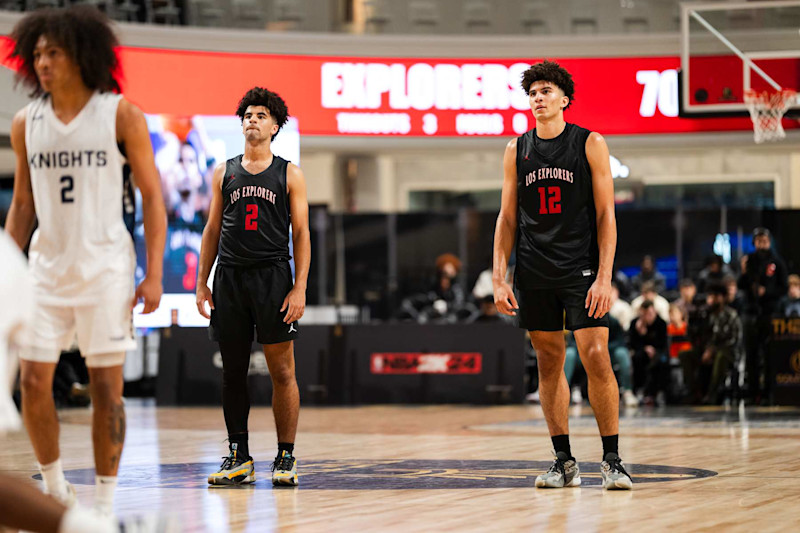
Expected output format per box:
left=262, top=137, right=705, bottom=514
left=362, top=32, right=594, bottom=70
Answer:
left=272, top=451, right=298, bottom=486
left=208, top=457, right=256, bottom=486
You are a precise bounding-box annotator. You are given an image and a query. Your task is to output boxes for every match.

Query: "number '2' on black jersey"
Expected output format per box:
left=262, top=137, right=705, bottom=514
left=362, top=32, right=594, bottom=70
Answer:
left=515, top=123, right=599, bottom=289
left=218, top=154, right=291, bottom=267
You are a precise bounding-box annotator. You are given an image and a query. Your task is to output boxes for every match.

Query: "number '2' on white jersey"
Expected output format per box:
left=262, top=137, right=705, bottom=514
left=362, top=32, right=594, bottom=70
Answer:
left=25, top=91, right=135, bottom=306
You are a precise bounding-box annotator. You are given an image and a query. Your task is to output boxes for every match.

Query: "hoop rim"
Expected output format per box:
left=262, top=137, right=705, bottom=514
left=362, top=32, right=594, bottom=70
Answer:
left=744, top=88, right=798, bottom=105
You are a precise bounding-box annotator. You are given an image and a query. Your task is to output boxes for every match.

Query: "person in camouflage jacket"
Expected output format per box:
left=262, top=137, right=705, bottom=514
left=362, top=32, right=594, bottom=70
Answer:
left=702, top=283, right=743, bottom=403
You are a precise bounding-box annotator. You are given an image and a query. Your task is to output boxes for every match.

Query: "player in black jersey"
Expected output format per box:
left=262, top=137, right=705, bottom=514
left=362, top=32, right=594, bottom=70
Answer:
left=196, top=87, right=310, bottom=487
left=493, top=61, right=632, bottom=490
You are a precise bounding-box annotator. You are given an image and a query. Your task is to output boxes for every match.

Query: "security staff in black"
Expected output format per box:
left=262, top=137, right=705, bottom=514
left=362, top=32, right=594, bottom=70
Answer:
left=197, top=87, right=310, bottom=488
left=493, top=61, right=630, bottom=490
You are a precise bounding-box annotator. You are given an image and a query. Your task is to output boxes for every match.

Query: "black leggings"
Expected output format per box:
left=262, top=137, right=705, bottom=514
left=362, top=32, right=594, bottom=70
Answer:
left=220, top=339, right=252, bottom=442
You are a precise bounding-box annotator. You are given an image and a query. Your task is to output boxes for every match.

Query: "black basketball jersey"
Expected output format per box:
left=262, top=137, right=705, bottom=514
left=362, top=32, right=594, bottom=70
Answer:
left=218, top=154, right=291, bottom=267
left=514, top=123, right=599, bottom=289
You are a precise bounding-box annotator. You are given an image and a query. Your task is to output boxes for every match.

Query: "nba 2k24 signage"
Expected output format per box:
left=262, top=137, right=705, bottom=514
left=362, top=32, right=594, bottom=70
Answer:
left=45, top=459, right=716, bottom=490
left=371, top=353, right=482, bottom=374
left=770, top=318, right=800, bottom=406
left=0, top=37, right=771, bottom=136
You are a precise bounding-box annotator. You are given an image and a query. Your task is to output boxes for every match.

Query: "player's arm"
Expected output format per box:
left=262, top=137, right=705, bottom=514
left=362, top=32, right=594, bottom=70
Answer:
left=492, top=138, right=519, bottom=316
left=283, top=163, right=310, bottom=324
left=117, top=98, right=167, bottom=314
left=195, top=163, right=225, bottom=319
left=5, top=109, right=36, bottom=250
left=585, top=132, right=617, bottom=319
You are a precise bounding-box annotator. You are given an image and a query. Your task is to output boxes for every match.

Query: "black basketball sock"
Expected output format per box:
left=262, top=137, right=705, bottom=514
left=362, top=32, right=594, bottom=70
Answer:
left=220, top=339, right=252, bottom=458
left=551, top=434, right=572, bottom=460
left=278, top=442, right=294, bottom=457
left=602, top=434, right=619, bottom=460
left=229, top=432, right=250, bottom=460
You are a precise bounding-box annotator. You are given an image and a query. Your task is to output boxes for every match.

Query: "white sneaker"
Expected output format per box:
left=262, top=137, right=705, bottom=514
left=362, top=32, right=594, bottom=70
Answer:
left=571, top=387, right=583, bottom=405
left=535, top=451, right=581, bottom=488
left=117, top=514, right=181, bottom=532
left=47, top=481, right=77, bottom=508
left=525, top=391, right=540, bottom=403
left=622, top=390, right=639, bottom=407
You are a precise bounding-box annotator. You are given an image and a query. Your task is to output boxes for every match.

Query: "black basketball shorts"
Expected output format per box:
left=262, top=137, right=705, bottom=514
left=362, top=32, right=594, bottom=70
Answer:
left=209, top=261, right=300, bottom=345
left=516, top=279, right=610, bottom=332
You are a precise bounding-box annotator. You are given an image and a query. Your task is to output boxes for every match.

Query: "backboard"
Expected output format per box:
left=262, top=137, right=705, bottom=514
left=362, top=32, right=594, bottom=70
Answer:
left=680, top=1, right=800, bottom=118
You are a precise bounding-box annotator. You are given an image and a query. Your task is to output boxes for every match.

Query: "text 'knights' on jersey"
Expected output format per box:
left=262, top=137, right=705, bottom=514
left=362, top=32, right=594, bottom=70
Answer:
left=515, top=123, right=599, bottom=289
left=218, top=154, right=291, bottom=267
left=24, top=91, right=135, bottom=306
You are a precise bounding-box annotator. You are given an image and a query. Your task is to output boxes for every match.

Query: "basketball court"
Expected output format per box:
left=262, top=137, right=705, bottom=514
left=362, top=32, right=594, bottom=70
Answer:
left=1, top=401, right=798, bottom=530
left=2, top=1, right=800, bottom=531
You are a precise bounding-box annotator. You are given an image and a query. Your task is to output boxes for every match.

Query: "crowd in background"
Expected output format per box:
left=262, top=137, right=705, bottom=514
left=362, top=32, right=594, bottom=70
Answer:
left=397, top=227, right=797, bottom=406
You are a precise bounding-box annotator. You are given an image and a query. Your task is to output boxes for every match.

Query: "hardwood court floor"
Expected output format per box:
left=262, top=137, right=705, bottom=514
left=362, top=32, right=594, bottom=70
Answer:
left=2, top=401, right=799, bottom=532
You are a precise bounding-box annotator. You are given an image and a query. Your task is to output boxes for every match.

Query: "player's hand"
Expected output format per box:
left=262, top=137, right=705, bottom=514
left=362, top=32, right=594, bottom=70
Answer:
left=493, top=281, right=518, bottom=316
left=702, top=348, right=713, bottom=364
left=196, top=284, right=214, bottom=319
left=585, top=278, right=611, bottom=319
left=133, top=276, right=163, bottom=314
left=281, top=286, right=306, bottom=324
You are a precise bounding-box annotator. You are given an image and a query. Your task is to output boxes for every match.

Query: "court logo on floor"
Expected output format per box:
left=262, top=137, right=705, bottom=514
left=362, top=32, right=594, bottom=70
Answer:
left=47, top=460, right=716, bottom=490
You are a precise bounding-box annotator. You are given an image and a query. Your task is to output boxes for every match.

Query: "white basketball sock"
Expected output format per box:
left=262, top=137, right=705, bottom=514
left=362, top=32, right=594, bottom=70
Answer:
left=39, top=459, right=68, bottom=498
left=94, top=475, right=117, bottom=515
left=59, top=506, right=117, bottom=533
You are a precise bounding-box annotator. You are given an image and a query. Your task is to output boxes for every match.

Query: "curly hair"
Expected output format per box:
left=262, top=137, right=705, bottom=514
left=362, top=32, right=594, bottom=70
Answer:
left=8, top=5, right=121, bottom=97
left=520, top=60, right=575, bottom=110
left=235, top=87, right=289, bottom=141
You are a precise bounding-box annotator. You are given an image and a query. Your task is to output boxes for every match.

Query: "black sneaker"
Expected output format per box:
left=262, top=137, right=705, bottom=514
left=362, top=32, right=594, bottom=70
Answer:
left=271, top=450, right=298, bottom=486
left=207, top=443, right=255, bottom=485
left=600, top=452, right=633, bottom=490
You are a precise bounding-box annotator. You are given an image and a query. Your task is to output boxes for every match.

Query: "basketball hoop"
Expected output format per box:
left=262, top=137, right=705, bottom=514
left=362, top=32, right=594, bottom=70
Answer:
left=744, top=89, right=797, bottom=144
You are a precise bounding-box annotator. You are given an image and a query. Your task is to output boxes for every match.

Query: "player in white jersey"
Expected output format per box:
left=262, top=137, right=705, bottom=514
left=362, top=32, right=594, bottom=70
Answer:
left=0, top=230, right=177, bottom=533
left=4, top=6, right=167, bottom=515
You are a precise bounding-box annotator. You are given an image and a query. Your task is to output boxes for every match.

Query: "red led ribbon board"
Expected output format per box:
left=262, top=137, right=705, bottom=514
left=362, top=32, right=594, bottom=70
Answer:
left=1, top=36, right=776, bottom=136
left=371, top=353, right=482, bottom=375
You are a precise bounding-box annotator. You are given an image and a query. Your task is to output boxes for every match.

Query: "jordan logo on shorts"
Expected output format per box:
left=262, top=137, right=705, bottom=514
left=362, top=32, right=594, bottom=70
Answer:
left=288, top=323, right=297, bottom=333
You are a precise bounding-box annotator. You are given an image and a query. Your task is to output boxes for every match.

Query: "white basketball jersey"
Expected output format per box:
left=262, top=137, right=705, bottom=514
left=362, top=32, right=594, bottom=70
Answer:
left=25, top=91, right=136, bottom=306
left=0, top=229, right=32, bottom=433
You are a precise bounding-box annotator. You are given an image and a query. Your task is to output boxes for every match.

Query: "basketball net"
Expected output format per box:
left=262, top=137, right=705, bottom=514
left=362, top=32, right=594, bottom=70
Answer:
left=744, top=89, right=797, bottom=144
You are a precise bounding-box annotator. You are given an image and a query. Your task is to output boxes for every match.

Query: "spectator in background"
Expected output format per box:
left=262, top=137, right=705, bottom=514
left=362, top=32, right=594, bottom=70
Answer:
left=723, top=274, right=744, bottom=315
left=614, top=269, right=633, bottom=301
left=430, top=253, right=466, bottom=312
left=632, top=255, right=666, bottom=296
left=704, top=283, right=743, bottom=403
left=779, top=274, right=800, bottom=317
left=609, top=282, right=635, bottom=332
left=673, top=278, right=698, bottom=319
left=737, top=227, right=788, bottom=403
left=631, top=281, right=670, bottom=323
left=680, top=292, right=712, bottom=403
left=472, top=295, right=504, bottom=323
left=667, top=303, right=691, bottom=361
left=629, top=300, right=669, bottom=405
left=697, top=255, right=731, bottom=295
left=700, top=284, right=743, bottom=404
left=563, top=314, right=636, bottom=407
left=398, top=253, right=472, bottom=323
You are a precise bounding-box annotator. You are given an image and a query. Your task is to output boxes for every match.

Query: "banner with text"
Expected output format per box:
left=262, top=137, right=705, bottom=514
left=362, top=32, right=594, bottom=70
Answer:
left=1, top=37, right=773, bottom=136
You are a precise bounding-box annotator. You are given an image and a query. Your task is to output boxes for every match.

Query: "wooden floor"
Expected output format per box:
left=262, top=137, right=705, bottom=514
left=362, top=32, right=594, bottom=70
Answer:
left=2, top=401, right=799, bottom=532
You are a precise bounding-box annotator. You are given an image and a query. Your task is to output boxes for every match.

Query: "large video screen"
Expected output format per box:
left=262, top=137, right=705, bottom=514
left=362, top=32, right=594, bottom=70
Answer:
left=132, top=115, right=299, bottom=328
